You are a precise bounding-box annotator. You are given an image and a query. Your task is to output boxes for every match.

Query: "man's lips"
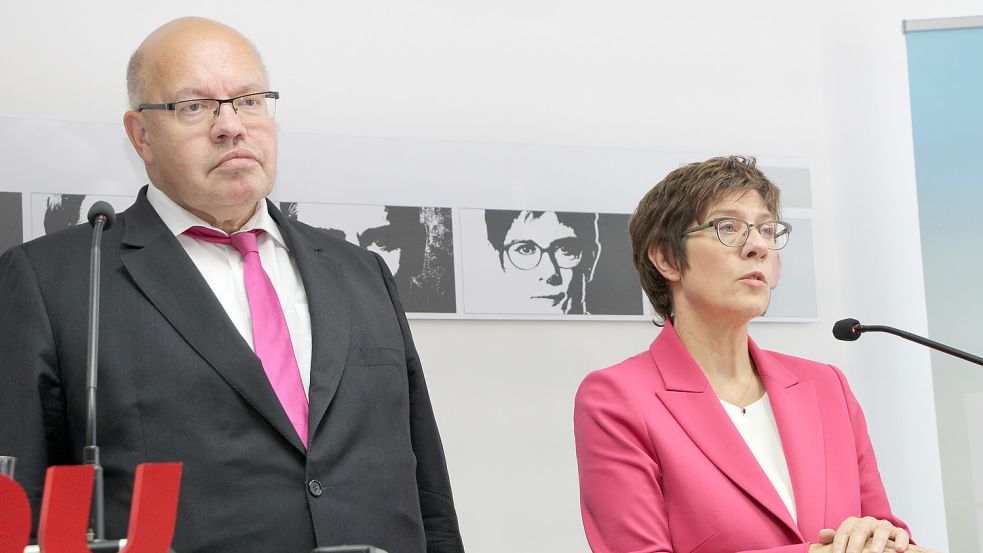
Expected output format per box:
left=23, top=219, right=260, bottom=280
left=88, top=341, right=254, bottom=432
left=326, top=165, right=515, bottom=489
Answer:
left=214, top=149, right=258, bottom=169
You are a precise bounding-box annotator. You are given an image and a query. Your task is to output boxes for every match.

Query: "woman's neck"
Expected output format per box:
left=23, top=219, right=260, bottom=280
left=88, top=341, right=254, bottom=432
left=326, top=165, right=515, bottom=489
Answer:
left=672, top=311, right=754, bottom=382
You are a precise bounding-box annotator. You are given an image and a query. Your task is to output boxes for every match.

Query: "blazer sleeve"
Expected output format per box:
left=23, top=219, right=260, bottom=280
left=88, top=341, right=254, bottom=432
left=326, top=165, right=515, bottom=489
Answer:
left=373, top=252, right=466, bottom=553
left=574, top=370, right=813, bottom=553
left=831, top=365, right=911, bottom=536
left=0, top=245, right=71, bottom=534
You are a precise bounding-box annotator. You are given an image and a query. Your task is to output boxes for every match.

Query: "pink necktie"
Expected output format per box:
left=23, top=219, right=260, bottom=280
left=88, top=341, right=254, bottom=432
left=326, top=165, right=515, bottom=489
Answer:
left=184, top=226, right=309, bottom=448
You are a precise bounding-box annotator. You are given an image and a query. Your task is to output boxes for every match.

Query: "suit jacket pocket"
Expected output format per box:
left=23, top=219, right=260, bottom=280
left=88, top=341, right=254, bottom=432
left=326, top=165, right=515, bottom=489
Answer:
left=360, top=346, right=404, bottom=368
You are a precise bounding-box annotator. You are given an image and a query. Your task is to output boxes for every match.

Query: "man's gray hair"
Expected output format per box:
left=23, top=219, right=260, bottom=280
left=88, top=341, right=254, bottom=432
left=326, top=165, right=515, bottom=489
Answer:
left=126, top=49, right=145, bottom=110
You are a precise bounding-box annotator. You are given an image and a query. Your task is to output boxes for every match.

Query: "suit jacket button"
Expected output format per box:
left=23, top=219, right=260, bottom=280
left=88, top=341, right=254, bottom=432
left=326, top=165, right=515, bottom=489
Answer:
left=308, top=479, right=323, bottom=497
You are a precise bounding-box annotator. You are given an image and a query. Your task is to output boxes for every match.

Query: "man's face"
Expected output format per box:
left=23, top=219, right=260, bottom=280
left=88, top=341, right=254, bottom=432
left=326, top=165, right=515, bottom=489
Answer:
left=127, top=23, right=277, bottom=229
left=500, top=211, right=585, bottom=312
left=304, top=204, right=403, bottom=275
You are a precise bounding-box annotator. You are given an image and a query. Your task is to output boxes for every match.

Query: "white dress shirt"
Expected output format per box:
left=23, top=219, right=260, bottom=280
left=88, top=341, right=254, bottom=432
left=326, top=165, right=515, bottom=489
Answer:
left=720, top=392, right=797, bottom=523
left=146, top=184, right=312, bottom=397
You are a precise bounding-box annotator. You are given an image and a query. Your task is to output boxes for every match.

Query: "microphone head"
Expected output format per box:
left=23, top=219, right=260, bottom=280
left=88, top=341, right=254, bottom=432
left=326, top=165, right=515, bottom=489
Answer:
left=832, top=318, right=862, bottom=341
left=87, top=201, right=117, bottom=231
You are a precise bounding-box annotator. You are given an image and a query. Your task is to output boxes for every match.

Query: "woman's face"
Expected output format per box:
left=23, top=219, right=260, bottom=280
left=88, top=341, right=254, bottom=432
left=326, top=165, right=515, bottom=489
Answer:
left=501, top=211, right=581, bottom=312
left=666, top=190, right=781, bottom=323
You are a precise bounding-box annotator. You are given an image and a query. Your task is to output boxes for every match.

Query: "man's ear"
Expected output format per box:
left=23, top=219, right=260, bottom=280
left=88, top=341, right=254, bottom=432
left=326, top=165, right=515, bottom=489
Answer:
left=648, top=245, right=682, bottom=282
left=123, top=111, right=154, bottom=165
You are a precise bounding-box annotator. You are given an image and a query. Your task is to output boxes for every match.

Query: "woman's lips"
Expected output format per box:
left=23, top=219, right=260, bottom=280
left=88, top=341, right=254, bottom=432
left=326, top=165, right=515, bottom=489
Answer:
left=740, top=271, right=767, bottom=286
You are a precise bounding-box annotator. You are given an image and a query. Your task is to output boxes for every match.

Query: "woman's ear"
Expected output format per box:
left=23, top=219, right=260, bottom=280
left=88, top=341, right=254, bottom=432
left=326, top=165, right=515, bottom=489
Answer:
left=649, top=245, right=681, bottom=282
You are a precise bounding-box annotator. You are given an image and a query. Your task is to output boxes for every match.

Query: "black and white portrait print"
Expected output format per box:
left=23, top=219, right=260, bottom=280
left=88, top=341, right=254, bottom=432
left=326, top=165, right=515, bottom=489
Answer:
left=588, top=213, right=644, bottom=315
left=461, top=208, right=642, bottom=316
left=0, top=192, right=22, bottom=254
left=281, top=202, right=456, bottom=314
left=31, top=193, right=134, bottom=239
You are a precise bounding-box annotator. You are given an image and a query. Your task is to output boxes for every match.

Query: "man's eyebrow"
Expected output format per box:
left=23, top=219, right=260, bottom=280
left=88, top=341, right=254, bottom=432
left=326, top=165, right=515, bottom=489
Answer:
left=171, top=84, right=267, bottom=100
left=172, top=87, right=212, bottom=100
left=358, top=225, right=397, bottom=243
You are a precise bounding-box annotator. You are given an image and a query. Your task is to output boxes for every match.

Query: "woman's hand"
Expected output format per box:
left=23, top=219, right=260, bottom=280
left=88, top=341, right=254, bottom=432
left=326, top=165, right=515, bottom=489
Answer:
left=809, top=538, right=937, bottom=553
left=817, top=517, right=909, bottom=553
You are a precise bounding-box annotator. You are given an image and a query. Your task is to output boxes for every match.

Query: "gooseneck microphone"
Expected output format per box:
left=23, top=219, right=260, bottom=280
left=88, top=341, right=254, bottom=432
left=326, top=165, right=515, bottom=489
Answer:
left=84, top=201, right=116, bottom=542
left=832, top=317, right=983, bottom=367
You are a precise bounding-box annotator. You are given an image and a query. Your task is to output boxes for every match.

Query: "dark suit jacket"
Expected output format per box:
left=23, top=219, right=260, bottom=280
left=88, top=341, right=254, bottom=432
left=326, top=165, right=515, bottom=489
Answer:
left=0, top=188, right=465, bottom=553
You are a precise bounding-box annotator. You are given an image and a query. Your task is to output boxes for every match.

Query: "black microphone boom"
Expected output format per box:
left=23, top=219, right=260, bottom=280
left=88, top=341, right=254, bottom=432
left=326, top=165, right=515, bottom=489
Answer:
left=832, top=317, right=983, bottom=367
left=84, top=201, right=116, bottom=541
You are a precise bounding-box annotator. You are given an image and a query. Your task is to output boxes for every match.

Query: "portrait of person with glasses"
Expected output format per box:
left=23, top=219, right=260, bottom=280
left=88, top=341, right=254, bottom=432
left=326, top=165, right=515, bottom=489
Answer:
left=0, top=17, right=464, bottom=553
left=483, top=209, right=600, bottom=314
left=574, top=156, right=936, bottom=553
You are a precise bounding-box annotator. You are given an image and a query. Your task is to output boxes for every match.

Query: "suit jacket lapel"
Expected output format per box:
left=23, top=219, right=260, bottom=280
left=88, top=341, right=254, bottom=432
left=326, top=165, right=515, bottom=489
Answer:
left=751, top=342, right=827, bottom=539
left=119, top=190, right=306, bottom=453
left=268, top=203, right=352, bottom=441
left=650, top=323, right=801, bottom=538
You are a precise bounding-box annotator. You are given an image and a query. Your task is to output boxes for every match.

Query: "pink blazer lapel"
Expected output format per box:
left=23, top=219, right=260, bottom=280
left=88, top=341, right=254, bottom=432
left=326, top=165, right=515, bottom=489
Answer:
left=751, top=340, right=827, bottom=540
left=650, top=324, right=801, bottom=538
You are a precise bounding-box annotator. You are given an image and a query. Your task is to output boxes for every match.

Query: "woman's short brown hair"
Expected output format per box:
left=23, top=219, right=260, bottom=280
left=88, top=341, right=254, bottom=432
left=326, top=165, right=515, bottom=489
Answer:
left=628, top=156, right=781, bottom=321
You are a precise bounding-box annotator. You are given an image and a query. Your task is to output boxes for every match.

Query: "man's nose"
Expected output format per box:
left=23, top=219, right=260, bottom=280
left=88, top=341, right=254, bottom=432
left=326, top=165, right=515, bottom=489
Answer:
left=210, top=103, right=246, bottom=140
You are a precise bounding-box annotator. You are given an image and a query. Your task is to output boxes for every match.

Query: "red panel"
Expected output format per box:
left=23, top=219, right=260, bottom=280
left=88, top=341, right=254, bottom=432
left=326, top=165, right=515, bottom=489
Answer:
left=37, top=465, right=94, bottom=553
left=119, top=463, right=182, bottom=553
left=0, top=475, right=31, bottom=553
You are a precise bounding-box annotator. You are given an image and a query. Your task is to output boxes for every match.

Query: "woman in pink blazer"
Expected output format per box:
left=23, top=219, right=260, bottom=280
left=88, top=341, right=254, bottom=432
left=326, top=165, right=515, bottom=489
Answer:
left=574, top=157, right=935, bottom=553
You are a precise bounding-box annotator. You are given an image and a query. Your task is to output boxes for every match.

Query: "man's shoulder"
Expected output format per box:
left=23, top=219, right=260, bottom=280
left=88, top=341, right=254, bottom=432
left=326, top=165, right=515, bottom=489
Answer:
left=16, top=223, right=99, bottom=260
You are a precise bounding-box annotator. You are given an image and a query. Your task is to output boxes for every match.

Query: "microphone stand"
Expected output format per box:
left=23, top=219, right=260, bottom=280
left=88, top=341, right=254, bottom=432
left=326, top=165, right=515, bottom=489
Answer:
left=85, top=212, right=109, bottom=541
left=22, top=204, right=178, bottom=553
left=24, top=541, right=177, bottom=552
left=857, top=324, right=983, bottom=367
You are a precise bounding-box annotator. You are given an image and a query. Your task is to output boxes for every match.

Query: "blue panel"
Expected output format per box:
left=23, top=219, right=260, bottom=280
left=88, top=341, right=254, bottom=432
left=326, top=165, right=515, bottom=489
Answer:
left=906, top=26, right=983, bottom=552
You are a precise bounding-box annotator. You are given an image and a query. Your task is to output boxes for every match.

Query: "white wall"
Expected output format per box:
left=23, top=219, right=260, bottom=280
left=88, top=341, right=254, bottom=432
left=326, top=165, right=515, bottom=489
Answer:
left=1, top=1, right=975, bottom=550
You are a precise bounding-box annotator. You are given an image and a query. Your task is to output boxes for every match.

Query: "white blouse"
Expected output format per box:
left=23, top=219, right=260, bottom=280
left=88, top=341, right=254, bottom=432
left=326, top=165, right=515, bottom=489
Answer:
left=720, top=392, right=797, bottom=523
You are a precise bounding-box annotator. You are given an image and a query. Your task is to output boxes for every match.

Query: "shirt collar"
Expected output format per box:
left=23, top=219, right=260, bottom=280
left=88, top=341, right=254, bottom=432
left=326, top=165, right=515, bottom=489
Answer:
left=146, top=183, right=288, bottom=250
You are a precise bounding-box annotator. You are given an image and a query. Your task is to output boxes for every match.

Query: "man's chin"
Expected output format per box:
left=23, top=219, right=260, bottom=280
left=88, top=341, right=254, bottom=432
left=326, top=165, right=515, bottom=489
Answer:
left=530, top=294, right=567, bottom=308
left=209, top=177, right=273, bottom=202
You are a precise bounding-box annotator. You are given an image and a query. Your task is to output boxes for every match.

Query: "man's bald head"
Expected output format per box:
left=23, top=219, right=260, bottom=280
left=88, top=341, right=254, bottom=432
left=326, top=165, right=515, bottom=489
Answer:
left=122, top=16, right=278, bottom=233
left=126, top=17, right=268, bottom=109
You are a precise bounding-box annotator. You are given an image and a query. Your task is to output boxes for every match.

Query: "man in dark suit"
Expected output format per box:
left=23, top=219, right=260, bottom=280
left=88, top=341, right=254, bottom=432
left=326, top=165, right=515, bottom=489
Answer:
left=0, top=17, right=465, bottom=553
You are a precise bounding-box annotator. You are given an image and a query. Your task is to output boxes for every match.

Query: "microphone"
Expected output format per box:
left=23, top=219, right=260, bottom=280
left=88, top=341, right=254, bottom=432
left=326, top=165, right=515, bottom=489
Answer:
left=832, top=317, right=983, bottom=367
left=832, top=318, right=862, bottom=341
left=87, top=201, right=117, bottom=231
left=84, top=201, right=116, bottom=541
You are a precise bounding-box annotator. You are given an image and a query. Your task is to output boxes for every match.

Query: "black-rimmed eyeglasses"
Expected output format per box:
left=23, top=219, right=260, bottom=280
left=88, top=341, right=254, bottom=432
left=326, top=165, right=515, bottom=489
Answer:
left=138, top=91, right=279, bottom=126
left=682, top=217, right=791, bottom=250
left=504, top=238, right=584, bottom=270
